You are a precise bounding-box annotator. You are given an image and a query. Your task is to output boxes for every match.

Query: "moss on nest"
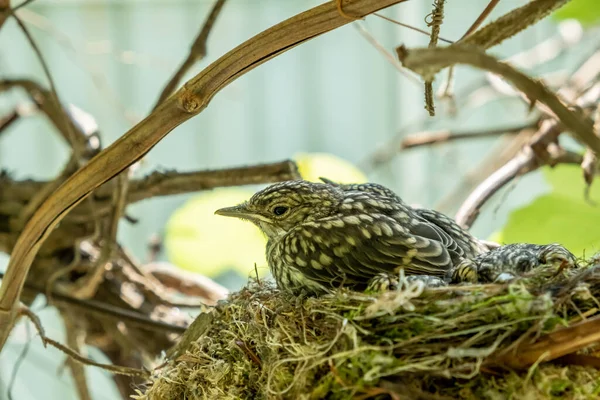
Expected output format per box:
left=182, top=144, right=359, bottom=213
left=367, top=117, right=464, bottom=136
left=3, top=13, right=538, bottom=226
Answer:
left=136, top=262, right=600, bottom=400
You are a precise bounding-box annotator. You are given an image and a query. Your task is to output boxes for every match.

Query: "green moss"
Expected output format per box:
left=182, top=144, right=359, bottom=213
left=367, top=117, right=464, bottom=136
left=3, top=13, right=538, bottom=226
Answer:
left=137, top=261, right=600, bottom=400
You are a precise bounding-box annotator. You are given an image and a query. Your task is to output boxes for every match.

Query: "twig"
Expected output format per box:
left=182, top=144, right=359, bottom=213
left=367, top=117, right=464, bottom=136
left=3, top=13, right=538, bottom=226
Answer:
left=0, top=110, right=19, bottom=137
left=424, top=0, right=445, bottom=116
left=61, top=314, right=92, bottom=400
left=121, top=159, right=300, bottom=204
left=7, top=323, right=30, bottom=400
left=0, top=271, right=188, bottom=334
left=353, top=22, right=421, bottom=85
left=372, top=12, right=453, bottom=44
left=396, top=45, right=600, bottom=154
left=67, top=171, right=131, bottom=300
left=455, top=144, right=584, bottom=229
left=152, top=0, right=227, bottom=110
left=144, top=262, right=229, bottom=305
left=462, top=0, right=501, bottom=39
left=582, top=102, right=600, bottom=201
left=10, top=12, right=82, bottom=157
left=440, top=0, right=502, bottom=102
left=399, top=123, right=531, bottom=150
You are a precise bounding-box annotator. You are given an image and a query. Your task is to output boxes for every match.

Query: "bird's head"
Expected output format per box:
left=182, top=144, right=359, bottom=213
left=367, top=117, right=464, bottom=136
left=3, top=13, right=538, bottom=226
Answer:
left=214, top=180, right=342, bottom=239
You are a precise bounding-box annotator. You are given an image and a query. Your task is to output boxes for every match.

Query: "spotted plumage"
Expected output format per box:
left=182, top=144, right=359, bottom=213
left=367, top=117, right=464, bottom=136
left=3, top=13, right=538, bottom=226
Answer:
left=215, top=180, right=479, bottom=294
left=453, top=243, right=578, bottom=283
left=318, top=178, right=489, bottom=260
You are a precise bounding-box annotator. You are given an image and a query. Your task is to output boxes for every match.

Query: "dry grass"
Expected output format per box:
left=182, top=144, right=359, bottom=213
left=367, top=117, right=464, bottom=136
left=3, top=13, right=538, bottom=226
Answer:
left=136, top=260, right=600, bottom=400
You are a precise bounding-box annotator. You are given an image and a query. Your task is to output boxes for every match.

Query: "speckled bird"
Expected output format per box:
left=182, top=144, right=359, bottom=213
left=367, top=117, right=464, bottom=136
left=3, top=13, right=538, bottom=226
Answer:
left=215, top=180, right=481, bottom=294
left=319, top=178, right=489, bottom=260
left=452, top=242, right=578, bottom=283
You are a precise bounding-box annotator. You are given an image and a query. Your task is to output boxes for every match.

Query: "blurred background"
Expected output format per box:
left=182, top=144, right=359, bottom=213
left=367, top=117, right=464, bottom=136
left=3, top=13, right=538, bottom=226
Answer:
left=0, top=0, right=599, bottom=398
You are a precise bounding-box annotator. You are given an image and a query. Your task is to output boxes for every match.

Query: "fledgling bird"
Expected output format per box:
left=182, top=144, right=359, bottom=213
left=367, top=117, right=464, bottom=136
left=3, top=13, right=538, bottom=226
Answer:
left=215, top=180, right=476, bottom=294
left=318, top=177, right=489, bottom=261
left=452, top=242, right=578, bottom=283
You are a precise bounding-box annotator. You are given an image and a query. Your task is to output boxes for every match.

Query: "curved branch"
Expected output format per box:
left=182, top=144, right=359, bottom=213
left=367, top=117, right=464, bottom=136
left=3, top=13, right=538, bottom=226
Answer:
left=396, top=45, right=600, bottom=154
left=0, top=0, right=408, bottom=351
left=455, top=146, right=584, bottom=229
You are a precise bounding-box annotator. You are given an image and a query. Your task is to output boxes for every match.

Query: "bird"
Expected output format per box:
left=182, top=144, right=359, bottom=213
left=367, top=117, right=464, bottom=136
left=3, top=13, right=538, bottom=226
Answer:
left=214, top=180, right=481, bottom=294
left=318, top=177, right=489, bottom=260
left=452, top=242, right=578, bottom=283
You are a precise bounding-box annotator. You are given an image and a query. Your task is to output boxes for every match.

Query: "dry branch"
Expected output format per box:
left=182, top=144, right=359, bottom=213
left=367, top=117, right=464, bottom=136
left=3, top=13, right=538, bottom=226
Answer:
left=400, top=124, right=530, bottom=150
left=0, top=0, right=408, bottom=352
left=396, top=45, right=600, bottom=154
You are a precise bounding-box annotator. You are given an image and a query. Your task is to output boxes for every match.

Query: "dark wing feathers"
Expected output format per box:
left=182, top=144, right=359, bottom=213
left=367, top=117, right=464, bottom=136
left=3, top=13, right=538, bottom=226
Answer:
left=413, top=208, right=487, bottom=258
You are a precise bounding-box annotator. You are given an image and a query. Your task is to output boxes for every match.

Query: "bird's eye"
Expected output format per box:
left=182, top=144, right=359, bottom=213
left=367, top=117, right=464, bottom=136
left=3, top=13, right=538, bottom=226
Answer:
left=272, top=206, right=289, bottom=216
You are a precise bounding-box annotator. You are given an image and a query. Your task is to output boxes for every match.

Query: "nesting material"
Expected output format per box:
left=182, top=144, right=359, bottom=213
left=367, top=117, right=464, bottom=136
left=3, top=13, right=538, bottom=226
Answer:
left=136, top=262, right=600, bottom=400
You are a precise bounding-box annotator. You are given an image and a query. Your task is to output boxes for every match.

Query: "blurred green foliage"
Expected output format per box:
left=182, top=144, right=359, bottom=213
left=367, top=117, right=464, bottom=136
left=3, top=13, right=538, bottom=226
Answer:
left=493, top=165, right=600, bottom=258
left=553, top=0, right=600, bottom=26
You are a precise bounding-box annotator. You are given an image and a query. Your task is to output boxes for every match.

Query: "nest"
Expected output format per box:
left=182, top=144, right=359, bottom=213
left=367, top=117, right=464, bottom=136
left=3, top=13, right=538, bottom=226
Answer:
left=136, top=261, right=600, bottom=400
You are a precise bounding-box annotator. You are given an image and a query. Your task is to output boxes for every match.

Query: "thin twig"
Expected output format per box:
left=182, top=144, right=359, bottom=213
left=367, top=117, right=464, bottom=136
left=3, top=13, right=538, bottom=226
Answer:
left=61, top=314, right=92, bottom=400
left=10, top=12, right=81, bottom=156
left=153, top=0, right=227, bottom=110
left=424, top=0, right=445, bottom=116
left=353, top=22, right=421, bottom=85
left=0, top=110, right=19, bottom=137
left=441, top=0, right=502, bottom=102
left=372, top=12, right=453, bottom=44
left=399, top=123, right=532, bottom=149
left=0, top=271, right=188, bottom=334
left=144, top=262, right=229, bottom=305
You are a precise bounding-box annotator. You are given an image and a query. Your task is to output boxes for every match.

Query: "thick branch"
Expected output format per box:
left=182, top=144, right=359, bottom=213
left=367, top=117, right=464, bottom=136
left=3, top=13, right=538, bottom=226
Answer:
left=0, top=0, right=408, bottom=351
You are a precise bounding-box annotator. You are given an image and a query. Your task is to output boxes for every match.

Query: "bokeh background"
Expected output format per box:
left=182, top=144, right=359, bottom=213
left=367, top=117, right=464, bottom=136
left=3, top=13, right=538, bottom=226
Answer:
left=0, top=0, right=599, bottom=398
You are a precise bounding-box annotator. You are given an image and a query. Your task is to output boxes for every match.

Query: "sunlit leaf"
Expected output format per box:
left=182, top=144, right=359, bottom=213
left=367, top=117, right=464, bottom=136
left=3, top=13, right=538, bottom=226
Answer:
left=493, top=165, right=600, bottom=258
left=553, top=0, right=600, bottom=27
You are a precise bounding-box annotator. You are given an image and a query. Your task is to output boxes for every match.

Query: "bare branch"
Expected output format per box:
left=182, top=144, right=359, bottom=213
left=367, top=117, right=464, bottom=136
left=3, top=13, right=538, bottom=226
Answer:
left=144, top=262, right=229, bottom=306
left=153, top=0, right=227, bottom=110
left=396, top=45, right=600, bottom=154
left=399, top=123, right=531, bottom=150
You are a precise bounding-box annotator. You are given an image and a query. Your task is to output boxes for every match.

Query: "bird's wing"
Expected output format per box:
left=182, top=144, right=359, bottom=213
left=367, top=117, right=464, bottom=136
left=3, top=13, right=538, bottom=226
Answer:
left=413, top=208, right=487, bottom=257
left=277, top=213, right=455, bottom=287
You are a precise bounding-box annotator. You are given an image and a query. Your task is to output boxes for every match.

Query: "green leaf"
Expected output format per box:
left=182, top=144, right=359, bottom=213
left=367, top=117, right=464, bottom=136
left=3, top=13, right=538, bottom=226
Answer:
left=494, top=165, right=600, bottom=258
left=553, top=0, right=600, bottom=27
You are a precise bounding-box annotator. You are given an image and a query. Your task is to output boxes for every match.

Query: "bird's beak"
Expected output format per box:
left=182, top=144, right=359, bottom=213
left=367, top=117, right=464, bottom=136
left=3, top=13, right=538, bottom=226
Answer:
left=214, top=203, right=254, bottom=220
